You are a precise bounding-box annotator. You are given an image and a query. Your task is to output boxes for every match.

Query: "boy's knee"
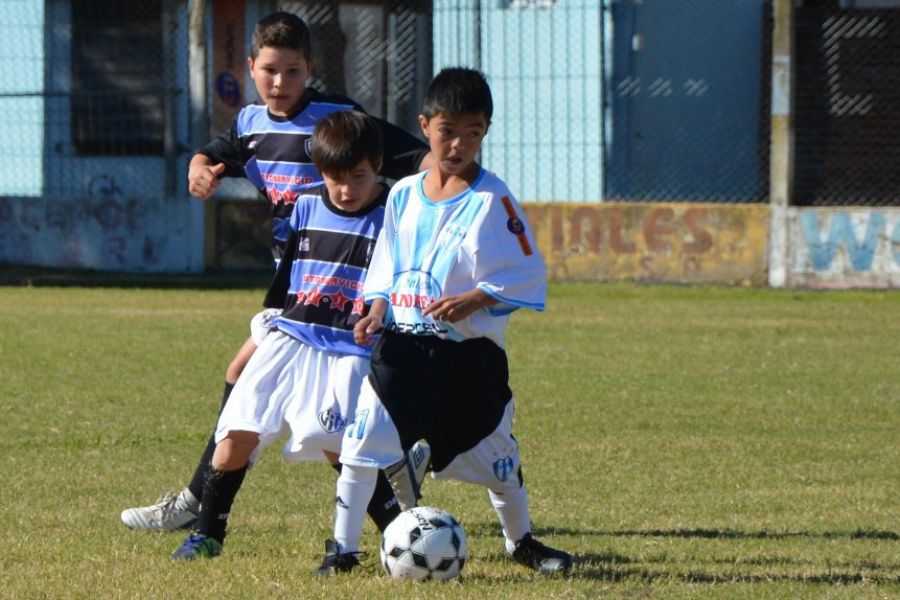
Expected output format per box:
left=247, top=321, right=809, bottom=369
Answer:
left=225, top=356, right=247, bottom=382
left=212, top=431, right=259, bottom=471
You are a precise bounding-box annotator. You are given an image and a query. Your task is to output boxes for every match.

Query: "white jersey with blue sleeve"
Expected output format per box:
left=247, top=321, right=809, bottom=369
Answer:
left=364, top=168, right=546, bottom=348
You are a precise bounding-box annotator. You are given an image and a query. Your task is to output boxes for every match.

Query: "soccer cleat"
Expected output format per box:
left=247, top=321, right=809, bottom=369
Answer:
left=170, top=532, right=223, bottom=561
left=511, top=533, right=573, bottom=574
left=120, top=489, right=200, bottom=531
left=384, top=440, right=431, bottom=511
left=313, top=539, right=363, bottom=576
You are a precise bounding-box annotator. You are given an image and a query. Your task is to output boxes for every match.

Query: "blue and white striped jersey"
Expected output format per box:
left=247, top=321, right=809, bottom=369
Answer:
left=199, top=89, right=426, bottom=262
left=267, top=184, right=387, bottom=357
left=364, top=169, right=546, bottom=348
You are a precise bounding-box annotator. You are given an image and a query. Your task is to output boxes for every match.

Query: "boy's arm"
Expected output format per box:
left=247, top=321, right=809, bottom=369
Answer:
left=353, top=298, right=388, bottom=346
left=187, top=154, right=226, bottom=199
left=262, top=229, right=298, bottom=309
left=187, top=117, right=246, bottom=199
left=422, top=289, right=497, bottom=323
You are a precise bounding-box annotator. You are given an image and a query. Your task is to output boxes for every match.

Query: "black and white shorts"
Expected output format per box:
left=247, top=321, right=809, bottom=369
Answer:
left=340, top=331, right=523, bottom=492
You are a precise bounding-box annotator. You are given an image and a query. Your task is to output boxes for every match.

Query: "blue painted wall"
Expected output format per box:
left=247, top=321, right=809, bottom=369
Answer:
left=0, top=1, right=44, bottom=196
left=433, top=0, right=766, bottom=203
left=606, top=0, right=765, bottom=202
left=433, top=1, right=603, bottom=202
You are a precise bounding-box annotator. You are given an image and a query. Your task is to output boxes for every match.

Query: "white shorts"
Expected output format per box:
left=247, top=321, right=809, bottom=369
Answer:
left=249, top=308, right=283, bottom=345
left=340, top=379, right=523, bottom=493
left=216, top=330, right=368, bottom=465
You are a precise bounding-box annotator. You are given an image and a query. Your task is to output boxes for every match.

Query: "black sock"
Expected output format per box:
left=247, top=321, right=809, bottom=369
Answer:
left=198, top=465, right=247, bottom=544
left=331, top=463, right=401, bottom=532
left=187, top=382, right=235, bottom=500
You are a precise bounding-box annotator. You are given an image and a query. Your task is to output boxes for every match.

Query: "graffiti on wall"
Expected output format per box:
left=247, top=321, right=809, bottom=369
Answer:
left=523, top=203, right=769, bottom=285
left=0, top=175, right=189, bottom=272
left=791, top=208, right=900, bottom=288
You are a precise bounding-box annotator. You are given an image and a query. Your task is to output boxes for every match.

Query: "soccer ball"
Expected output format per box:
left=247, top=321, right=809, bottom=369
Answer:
left=380, top=506, right=467, bottom=581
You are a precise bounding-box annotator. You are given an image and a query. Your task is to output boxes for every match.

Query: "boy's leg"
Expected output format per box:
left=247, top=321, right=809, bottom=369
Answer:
left=121, top=335, right=259, bottom=531
left=316, top=379, right=406, bottom=575
left=432, top=401, right=573, bottom=574
left=170, top=431, right=257, bottom=560
left=384, top=439, right=431, bottom=511
left=327, top=458, right=400, bottom=533
left=172, top=332, right=293, bottom=560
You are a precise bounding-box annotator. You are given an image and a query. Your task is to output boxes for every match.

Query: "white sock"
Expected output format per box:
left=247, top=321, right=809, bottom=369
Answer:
left=334, top=464, right=378, bottom=553
left=489, top=486, right=531, bottom=554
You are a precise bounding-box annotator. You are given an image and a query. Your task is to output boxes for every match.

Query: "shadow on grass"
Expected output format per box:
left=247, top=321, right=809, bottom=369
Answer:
left=601, top=527, right=900, bottom=541
left=470, top=550, right=900, bottom=585
left=466, top=522, right=900, bottom=585
left=466, top=521, right=899, bottom=542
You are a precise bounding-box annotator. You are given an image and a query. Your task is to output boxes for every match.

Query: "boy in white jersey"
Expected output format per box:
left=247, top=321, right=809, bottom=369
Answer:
left=318, top=68, right=572, bottom=575
left=170, top=111, right=405, bottom=560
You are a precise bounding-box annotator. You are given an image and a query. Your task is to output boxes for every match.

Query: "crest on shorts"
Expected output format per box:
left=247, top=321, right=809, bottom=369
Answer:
left=319, top=406, right=349, bottom=433
left=493, top=456, right=514, bottom=482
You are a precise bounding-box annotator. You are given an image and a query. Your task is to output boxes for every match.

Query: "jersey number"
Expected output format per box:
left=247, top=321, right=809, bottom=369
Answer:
left=346, top=409, right=369, bottom=440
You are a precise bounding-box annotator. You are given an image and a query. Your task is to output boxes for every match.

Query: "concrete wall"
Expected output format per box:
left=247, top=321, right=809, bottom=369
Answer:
left=0, top=191, right=201, bottom=272
left=524, top=202, right=769, bottom=285
left=787, top=207, right=900, bottom=289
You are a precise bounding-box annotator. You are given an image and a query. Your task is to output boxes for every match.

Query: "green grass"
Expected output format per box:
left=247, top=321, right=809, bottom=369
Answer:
left=0, top=283, right=898, bottom=599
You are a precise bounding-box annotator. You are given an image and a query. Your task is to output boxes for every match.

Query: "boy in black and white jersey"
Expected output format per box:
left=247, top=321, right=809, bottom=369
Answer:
left=121, top=11, right=430, bottom=533
left=171, top=110, right=403, bottom=560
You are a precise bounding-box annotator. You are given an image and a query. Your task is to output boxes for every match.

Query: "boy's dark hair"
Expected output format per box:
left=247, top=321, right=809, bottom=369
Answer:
left=311, top=111, right=384, bottom=175
left=422, top=67, right=493, bottom=122
left=251, top=12, right=312, bottom=60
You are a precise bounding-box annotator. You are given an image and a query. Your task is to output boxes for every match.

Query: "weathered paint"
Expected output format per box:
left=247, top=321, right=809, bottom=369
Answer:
left=788, top=207, right=900, bottom=289
left=0, top=194, right=201, bottom=272
left=523, top=203, right=769, bottom=285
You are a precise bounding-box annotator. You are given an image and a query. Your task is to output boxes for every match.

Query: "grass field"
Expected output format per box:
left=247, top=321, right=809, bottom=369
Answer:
left=1, top=282, right=898, bottom=599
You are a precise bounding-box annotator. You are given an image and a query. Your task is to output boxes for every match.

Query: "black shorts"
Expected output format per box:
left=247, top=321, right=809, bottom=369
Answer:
left=369, top=330, right=513, bottom=472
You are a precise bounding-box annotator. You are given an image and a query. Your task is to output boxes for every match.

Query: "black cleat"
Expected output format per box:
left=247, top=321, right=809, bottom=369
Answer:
left=511, top=533, right=573, bottom=574
left=313, top=539, right=363, bottom=576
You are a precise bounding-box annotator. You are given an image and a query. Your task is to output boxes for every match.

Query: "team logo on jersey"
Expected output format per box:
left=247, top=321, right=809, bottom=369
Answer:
left=500, top=196, right=533, bottom=256
left=506, top=217, right=525, bottom=235
left=493, top=456, right=515, bottom=482
left=319, top=406, right=349, bottom=433
left=298, top=237, right=310, bottom=252
left=440, top=223, right=468, bottom=251
left=305, top=137, right=314, bottom=158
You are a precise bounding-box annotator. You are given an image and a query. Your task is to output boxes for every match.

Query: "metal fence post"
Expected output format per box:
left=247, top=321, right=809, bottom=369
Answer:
left=768, top=0, right=794, bottom=288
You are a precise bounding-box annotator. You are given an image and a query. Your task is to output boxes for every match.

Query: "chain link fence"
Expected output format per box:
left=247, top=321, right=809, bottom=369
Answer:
left=793, top=0, right=900, bottom=207
left=2, top=0, right=898, bottom=208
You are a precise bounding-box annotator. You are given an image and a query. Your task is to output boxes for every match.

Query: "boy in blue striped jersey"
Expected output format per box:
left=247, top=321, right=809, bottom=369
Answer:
left=171, top=110, right=402, bottom=560
left=319, top=68, right=572, bottom=575
left=122, top=12, right=430, bottom=532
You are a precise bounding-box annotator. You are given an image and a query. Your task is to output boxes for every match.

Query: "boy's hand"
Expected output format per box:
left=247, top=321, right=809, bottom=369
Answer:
left=354, top=314, right=383, bottom=345
left=188, top=161, right=226, bottom=199
left=423, top=289, right=497, bottom=323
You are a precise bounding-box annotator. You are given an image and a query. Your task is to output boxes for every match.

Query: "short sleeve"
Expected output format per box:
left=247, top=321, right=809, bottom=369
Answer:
left=363, top=195, right=397, bottom=303
left=470, top=192, right=547, bottom=315
left=197, top=116, right=245, bottom=178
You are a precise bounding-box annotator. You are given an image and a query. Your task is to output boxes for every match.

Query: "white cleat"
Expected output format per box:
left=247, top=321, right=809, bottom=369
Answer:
left=120, top=489, right=200, bottom=531
left=385, top=440, right=431, bottom=511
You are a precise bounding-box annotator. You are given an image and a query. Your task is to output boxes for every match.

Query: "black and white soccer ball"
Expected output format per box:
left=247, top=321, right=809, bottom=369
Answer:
left=380, top=506, right=467, bottom=581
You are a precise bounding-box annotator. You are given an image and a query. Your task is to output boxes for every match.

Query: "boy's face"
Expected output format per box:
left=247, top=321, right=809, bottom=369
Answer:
left=418, top=111, right=489, bottom=178
left=248, top=46, right=310, bottom=117
left=321, top=158, right=383, bottom=213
